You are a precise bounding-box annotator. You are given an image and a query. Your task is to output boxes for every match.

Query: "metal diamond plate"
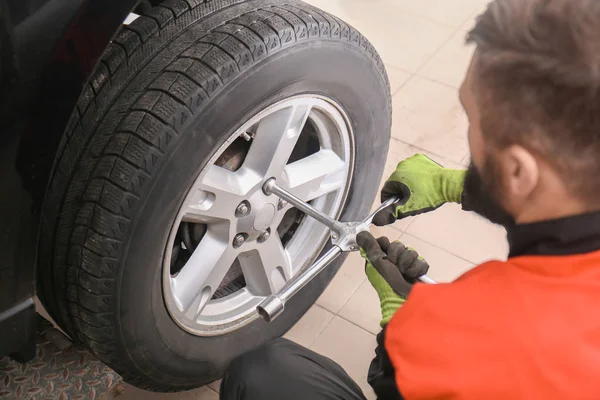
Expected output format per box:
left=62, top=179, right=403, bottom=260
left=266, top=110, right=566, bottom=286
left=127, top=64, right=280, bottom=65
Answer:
left=0, top=315, right=123, bottom=399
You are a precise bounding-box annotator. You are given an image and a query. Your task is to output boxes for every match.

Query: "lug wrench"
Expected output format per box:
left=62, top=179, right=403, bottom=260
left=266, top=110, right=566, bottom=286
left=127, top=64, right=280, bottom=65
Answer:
left=257, top=178, right=436, bottom=322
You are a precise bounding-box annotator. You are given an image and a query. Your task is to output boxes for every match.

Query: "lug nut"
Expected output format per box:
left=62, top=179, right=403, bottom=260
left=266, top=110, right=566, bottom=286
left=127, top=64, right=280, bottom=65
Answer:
left=258, top=229, right=270, bottom=243
left=236, top=201, right=250, bottom=217
left=278, top=199, right=288, bottom=210
left=233, top=234, right=246, bottom=248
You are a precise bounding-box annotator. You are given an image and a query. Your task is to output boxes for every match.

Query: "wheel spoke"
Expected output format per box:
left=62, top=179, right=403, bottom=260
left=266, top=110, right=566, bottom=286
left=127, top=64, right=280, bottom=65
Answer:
left=283, top=149, right=346, bottom=202
left=242, top=104, right=312, bottom=177
left=171, top=225, right=238, bottom=319
left=182, top=164, right=256, bottom=223
left=238, top=235, right=293, bottom=296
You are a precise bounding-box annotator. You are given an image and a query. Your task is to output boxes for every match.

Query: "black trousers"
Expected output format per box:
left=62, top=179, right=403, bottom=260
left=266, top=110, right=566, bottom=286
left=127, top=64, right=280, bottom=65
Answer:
left=220, top=338, right=367, bottom=400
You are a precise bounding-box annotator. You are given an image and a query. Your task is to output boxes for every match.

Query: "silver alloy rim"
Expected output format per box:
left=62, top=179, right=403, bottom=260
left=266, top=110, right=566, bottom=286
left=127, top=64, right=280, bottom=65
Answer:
left=163, top=95, right=354, bottom=336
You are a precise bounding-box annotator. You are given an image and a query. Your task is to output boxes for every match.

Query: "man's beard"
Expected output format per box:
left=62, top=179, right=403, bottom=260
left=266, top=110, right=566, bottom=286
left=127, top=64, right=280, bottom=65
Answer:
left=463, top=160, right=515, bottom=227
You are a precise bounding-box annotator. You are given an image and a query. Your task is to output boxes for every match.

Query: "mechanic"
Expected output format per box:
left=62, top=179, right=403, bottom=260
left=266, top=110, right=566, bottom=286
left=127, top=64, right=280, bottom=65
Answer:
left=220, top=0, right=600, bottom=398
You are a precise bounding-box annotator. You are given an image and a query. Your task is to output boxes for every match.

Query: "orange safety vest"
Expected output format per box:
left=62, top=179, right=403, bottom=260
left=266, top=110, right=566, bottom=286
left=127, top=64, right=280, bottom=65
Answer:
left=385, top=251, right=600, bottom=399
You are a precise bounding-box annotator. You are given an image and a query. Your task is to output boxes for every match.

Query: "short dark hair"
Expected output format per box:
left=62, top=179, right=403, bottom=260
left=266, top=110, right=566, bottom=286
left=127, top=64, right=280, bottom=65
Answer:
left=467, top=0, right=600, bottom=203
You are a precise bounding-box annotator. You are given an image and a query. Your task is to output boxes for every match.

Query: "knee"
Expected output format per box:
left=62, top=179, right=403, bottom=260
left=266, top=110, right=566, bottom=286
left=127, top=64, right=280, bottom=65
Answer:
left=226, top=338, right=291, bottom=379
left=222, top=338, right=295, bottom=391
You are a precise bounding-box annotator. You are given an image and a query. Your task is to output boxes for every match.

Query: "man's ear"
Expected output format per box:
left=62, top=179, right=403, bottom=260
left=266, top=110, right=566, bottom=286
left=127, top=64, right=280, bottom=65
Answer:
left=499, top=145, right=540, bottom=199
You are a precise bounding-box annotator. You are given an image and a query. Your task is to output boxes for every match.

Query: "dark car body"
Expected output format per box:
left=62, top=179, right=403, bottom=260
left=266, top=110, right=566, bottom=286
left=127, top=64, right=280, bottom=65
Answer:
left=0, top=0, right=138, bottom=361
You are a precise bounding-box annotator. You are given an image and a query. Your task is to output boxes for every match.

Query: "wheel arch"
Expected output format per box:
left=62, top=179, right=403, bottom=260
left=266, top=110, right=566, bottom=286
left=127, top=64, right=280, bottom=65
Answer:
left=0, top=0, right=139, bottom=360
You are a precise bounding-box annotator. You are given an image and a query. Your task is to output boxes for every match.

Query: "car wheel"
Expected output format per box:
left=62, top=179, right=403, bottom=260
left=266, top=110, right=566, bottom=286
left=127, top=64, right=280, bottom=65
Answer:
left=37, top=0, right=391, bottom=391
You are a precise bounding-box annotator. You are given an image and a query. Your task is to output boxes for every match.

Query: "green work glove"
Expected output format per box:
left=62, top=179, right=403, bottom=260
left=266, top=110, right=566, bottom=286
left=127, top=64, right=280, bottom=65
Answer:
left=373, top=154, right=467, bottom=226
left=357, top=231, right=430, bottom=327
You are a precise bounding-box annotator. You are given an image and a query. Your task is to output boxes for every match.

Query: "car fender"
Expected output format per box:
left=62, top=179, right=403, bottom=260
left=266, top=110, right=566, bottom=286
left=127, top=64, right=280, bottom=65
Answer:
left=0, top=0, right=139, bottom=360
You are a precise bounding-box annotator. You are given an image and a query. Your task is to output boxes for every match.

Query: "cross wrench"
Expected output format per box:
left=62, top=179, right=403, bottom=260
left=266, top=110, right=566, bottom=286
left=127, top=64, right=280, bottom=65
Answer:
left=257, top=178, right=436, bottom=322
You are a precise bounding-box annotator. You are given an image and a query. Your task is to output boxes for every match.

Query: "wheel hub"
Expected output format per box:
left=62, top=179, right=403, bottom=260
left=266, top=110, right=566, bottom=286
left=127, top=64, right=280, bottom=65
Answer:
left=253, top=203, right=276, bottom=232
left=234, top=189, right=280, bottom=241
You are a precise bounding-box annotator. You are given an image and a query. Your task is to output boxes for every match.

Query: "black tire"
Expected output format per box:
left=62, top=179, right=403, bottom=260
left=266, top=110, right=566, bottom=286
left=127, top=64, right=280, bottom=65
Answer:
left=37, top=0, right=391, bottom=391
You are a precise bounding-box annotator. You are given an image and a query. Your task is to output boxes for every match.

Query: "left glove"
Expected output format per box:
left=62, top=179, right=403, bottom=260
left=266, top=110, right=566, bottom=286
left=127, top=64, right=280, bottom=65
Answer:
left=373, top=154, right=466, bottom=226
left=358, top=231, right=430, bottom=327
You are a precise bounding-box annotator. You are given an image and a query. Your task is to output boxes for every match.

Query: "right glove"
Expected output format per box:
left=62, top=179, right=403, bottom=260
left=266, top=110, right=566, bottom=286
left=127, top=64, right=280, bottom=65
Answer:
left=373, top=154, right=466, bottom=226
left=357, top=231, right=430, bottom=326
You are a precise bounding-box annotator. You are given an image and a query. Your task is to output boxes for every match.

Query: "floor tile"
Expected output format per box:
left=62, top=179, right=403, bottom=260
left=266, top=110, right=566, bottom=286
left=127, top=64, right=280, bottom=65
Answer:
left=388, top=138, right=464, bottom=171
left=418, top=25, right=475, bottom=88
left=430, top=155, right=464, bottom=170
left=380, top=161, right=395, bottom=186
left=385, top=65, right=412, bottom=95
left=338, top=279, right=382, bottom=335
left=355, top=11, right=455, bottom=72
left=387, top=137, right=425, bottom=162
left=316, top=252, right=367, bottom=313
left=208, top=380, right=220, bottom=394
left=461, top=153, right=471, bottom=167
left=35, top=298, right=68, bottom=336
left=120, top=384, right=218, bottom=400
left=304, top=0, right=455, bottom=72
left=369, top=223, right=404, bottom=242
left=399, top=233, right=476, bottom=282
left=381, top=0, right=486, bottom=28
left=310, top=316, right=377, bottom=399
left=35, top=298, right=51, bottom=321
left=391, top=76, right=469, bottom=163
left=405, top=203, right=508, bottom=264
left=471, top=1, right=492, bottom=18
left=284, top=304, right=334, bottom=347
left=300, top=0, right=361, bottom=22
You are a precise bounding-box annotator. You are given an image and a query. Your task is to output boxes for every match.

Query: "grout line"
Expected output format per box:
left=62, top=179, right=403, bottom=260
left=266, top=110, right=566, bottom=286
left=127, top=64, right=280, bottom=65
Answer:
left=390, top=138, right=467, bottom=166
left=384, top=61, right=413, bottom=73
left=316, top=274, right=365, bottom=315
left=410, top=6, right=481, bottom=89
left=390, top=72, right=417, bottom=97
left=389, top=137, right=428, bottom=152
left=384, top=63, right=414, bottom=76
left=378, top=2, right=461, bottom=30
left=460, top=153, right=471, bottom=167
left=456, top=4, right=486, bottom=31
left=413, top=16, right=468, bottom=76
left=334, top=276, right=368, bottom=315
left=306, top=304, right=336, bottom=348
left=386, top=138, right=424, bottom=158
left=390, top=223, right=406, bottom=235
left=412, top=74, right=462, bottom=90
left=398, top=216, right=417, bottom=234
left=334, top=313, right=378, bottom=337
left=399, top=231, right=480, bottom=266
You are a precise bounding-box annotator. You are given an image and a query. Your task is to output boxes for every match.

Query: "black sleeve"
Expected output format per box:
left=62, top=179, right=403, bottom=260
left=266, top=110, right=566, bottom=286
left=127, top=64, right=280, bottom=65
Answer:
left=368, top=326, right=405, bottom=400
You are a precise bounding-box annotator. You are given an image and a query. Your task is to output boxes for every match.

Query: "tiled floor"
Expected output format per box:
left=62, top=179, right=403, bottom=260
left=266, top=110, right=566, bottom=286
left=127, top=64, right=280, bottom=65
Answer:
left=122, top=0, right=508, bottom=398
